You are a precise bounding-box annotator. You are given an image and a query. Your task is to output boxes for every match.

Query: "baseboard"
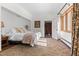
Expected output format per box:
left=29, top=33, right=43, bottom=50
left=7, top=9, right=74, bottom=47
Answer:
left=59, top=38, right=71, bottom=48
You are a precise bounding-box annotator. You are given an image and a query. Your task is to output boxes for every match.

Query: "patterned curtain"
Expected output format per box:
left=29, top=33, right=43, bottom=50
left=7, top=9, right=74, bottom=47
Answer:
left=72, top=3, right=79, bottom=56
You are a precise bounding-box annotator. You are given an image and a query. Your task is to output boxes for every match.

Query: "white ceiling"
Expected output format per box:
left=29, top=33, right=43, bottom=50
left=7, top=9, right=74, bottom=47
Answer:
left=19, top=3, right=65, bottom=19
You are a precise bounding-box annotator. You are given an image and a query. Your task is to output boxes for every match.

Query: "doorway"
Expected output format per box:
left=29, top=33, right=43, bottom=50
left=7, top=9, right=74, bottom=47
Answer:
left=45, top=21, right=52, bottom=38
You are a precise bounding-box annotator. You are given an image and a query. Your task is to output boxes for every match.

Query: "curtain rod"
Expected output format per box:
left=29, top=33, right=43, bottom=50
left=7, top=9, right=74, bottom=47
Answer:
left=57, top=3, right=67, bottom=15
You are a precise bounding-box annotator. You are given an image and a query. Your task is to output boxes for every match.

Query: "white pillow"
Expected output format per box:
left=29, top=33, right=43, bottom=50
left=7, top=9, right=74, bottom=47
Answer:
left=12, top=28, right=17, bottom=33
left=21, top=27, right=28, bottom=32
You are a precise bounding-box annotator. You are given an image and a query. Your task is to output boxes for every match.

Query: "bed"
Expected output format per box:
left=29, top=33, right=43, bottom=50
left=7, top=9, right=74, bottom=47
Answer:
left=9, top=27, right=36, bottom=47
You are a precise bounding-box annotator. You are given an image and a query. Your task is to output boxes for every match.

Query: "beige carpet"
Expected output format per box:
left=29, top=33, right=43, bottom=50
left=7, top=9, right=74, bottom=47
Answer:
left=0, top=38, right=71, bottom=56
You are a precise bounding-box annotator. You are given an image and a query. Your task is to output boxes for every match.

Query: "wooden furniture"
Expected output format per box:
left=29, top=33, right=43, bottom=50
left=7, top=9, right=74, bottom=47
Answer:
left=1, top=35, right=9, bottom=48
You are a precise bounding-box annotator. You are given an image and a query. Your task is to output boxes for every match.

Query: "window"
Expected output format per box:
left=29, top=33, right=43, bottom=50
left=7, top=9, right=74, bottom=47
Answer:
left=60, top=15, right=64, bottom=31
left=67, top=11, right=72, bottom=32
left=60, top=5, right=73, bottom=32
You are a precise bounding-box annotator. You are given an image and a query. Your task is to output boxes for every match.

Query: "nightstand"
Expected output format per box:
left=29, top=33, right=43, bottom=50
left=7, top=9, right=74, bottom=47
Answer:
left=1, top=35, right=9, bottom=48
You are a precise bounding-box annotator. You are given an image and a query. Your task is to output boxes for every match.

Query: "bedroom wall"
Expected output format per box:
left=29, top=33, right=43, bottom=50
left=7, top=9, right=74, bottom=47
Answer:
left=41, top=18, right=58, bottom=39
left=1, top=3, right=32, bottom=20
left=58, top=16, right=72, bottom=47
left=1, top=7, right=31, bottom=34
left=58, top=18, right=72, bottom=48
left=31, top=19, right=41, bottom=33
left=32, top=17, right=58, bottom=39
left=58, top=4, right=73, bottom=48
left=52, top=17, right=59, bottom=39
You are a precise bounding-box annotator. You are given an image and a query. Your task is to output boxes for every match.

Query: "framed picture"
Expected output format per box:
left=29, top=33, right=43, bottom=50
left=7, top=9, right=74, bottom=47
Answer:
left=34, top=21, right=40, bottom=28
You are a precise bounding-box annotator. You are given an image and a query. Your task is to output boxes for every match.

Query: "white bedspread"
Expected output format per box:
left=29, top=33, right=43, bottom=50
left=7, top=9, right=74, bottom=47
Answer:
left=9, top=31, right=34, bottom=41
left=10, top=33, right=25, bottom=41
left=9, top=28, right=42, bottom=47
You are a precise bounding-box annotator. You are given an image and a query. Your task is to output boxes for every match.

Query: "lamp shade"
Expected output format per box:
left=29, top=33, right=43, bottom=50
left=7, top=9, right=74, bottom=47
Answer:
left=1, top=21, right=4, bottom=28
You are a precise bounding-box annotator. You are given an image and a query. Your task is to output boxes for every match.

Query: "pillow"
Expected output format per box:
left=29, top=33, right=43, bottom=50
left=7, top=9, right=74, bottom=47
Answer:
left=15, top=28, right=22, bottom=33
left=22, top=27, right=28, bottom=32
left=19, top=27, right=28, bottom=33
left=12, top=28, right=16, bottom=33
left=14, top=27, right=28, bottom=33
left=20, top=27, right=25, bottom=33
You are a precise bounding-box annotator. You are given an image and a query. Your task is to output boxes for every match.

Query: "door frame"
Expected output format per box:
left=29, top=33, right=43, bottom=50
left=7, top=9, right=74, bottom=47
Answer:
left=44, top=21, right=52, bottom=37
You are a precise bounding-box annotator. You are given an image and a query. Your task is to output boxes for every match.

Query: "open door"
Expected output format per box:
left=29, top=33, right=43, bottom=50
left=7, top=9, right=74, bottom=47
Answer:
left=45, top=21, right=52, bottom=38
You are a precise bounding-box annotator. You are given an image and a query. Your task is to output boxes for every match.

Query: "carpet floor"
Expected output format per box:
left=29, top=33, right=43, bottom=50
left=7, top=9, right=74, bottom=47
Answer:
left=0, top=38, right=71, bottom=56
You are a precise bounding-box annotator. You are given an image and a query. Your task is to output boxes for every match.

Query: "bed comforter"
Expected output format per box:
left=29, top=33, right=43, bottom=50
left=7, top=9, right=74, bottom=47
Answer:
left=22, top=32, right=35, bottom=46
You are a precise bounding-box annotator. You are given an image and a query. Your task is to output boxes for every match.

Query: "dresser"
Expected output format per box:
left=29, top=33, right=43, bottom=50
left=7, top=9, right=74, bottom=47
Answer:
left=1, top=35, right=9, bottom=48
